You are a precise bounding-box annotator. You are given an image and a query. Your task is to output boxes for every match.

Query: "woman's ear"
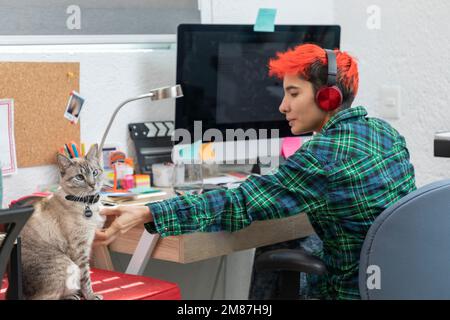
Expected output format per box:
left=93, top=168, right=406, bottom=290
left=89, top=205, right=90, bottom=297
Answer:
left=56, top=154, right=73, bottom=175
left=85, top=143, right=100, bottom=162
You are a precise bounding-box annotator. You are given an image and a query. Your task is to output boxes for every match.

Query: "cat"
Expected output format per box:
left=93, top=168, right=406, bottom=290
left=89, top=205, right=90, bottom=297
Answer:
left=15, top=144, right=105, bottom=300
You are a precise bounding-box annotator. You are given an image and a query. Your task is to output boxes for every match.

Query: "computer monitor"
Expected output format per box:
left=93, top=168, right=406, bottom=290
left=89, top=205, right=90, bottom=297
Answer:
left=175, top=24, right=341, bottom=145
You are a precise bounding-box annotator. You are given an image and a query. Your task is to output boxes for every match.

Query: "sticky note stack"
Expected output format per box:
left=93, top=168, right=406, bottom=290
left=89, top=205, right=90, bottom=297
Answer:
left=135, top=174, right=151, bottom=188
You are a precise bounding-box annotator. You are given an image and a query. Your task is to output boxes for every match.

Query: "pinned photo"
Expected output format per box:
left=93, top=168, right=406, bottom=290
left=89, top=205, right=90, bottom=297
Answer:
left=64, top=91, right=85, bottom=123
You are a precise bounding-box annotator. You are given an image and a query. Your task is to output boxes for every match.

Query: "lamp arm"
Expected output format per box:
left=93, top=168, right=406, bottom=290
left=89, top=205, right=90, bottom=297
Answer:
left=99, top=93, right=154, bottom=152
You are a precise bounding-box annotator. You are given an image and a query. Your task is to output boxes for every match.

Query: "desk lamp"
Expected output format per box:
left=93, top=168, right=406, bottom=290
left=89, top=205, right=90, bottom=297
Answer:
left=99, top=85, right=183, bottom=152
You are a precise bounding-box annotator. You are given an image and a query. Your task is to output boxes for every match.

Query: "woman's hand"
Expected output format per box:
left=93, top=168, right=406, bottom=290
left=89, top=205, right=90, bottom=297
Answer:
left=94, top=205, right=153, bottom=246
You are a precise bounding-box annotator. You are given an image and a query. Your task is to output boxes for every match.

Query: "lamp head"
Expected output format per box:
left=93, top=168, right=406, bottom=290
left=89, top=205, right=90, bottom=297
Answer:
left=99, top=84, right=183, bottom=153
left=149, top=85, right=183, bottom=101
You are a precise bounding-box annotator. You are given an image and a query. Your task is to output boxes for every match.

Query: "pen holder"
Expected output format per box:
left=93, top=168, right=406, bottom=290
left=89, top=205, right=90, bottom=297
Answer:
left=152, top=163, right=174, bottom=187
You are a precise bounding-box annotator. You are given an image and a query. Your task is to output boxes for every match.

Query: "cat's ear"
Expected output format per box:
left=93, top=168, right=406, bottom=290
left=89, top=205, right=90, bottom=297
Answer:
left=86, top=143, right=100, bottom=162
left=56, top=154, right=73, bottom=174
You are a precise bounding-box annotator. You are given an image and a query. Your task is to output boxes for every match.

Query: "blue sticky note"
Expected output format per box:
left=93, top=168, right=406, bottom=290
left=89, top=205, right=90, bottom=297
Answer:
left=178, top=144, right=191, bottom=161
left=254, top=8, right=277, bottom=32
left=179, top=140, right=202, bottom=161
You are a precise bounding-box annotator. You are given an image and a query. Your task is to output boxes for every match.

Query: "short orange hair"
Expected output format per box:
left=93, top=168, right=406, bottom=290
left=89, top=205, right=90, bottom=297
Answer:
left=269, top=44, right=359, bottom=108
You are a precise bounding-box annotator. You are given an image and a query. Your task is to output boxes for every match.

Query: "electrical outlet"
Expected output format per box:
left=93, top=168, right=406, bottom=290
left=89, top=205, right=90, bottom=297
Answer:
left=379, top=85, right=401, bottom=119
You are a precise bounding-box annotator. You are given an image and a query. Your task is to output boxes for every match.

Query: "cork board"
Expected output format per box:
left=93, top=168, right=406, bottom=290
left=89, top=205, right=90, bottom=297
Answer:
left=0, top=62, right=80, bottom=168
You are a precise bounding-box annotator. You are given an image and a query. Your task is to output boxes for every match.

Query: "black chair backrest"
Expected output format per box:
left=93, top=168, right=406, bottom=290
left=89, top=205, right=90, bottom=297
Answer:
left=0, top=206, right=34, bottom=282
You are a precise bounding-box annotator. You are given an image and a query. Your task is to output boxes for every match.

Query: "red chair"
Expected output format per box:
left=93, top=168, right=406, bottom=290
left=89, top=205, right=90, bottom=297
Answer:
left=1, top=268, right=181, bottom=300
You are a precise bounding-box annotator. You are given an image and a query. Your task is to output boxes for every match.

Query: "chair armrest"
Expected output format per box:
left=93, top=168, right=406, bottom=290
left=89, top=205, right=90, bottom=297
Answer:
left=6, top=236, right=23, bottom=300
left=255, top=249, right=327, bottom=275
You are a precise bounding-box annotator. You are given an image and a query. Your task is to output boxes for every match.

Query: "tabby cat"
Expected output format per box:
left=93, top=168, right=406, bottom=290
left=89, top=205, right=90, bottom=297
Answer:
left=18, top=144, right=105, bottom=299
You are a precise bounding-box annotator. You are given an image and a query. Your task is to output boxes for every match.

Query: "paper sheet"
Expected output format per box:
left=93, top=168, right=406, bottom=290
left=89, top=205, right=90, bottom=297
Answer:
left=202, top=175, right=241, bottom=185
left=0, top=99, right=17, bottom=175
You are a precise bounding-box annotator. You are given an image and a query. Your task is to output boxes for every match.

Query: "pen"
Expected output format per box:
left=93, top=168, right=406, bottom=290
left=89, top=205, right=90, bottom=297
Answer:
left=63, top=145, right=69, bottom=158
left=71, top=142, right=79, bottom=158
left=65, top=144, right=75, bottom=158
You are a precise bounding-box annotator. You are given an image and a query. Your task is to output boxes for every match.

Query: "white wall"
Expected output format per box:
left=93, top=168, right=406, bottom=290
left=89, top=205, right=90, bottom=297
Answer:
left=206, top=0, right=334, bottom=24
left=334, top=0, right=450, bottom=187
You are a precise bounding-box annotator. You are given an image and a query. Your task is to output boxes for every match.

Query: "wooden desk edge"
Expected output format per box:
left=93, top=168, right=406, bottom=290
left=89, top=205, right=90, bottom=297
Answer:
left=102, top=213, right=314, bottom=265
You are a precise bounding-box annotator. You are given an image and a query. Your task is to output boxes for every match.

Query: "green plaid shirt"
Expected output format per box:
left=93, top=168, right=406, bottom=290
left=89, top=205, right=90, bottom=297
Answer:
left=145, top=106, right=416, bottom=299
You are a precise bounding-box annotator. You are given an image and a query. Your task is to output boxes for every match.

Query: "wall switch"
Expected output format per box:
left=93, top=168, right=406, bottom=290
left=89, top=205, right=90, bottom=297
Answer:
left=379, top=85, right=401, bottom=119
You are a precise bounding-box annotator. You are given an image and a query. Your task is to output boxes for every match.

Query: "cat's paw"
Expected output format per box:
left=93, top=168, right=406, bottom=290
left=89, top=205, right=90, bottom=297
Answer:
left=84, top=293, right=103, bottom=300
left=63, top=293, right=82, bottom=300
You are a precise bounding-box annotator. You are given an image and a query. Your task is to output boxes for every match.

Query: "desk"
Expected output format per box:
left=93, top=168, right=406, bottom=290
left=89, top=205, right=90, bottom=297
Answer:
left=92, top=187, right=315, bottom=297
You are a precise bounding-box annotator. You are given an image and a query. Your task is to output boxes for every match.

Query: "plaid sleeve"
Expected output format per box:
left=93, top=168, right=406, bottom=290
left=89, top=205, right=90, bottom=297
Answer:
left=145, top=149, right=327, bottom=237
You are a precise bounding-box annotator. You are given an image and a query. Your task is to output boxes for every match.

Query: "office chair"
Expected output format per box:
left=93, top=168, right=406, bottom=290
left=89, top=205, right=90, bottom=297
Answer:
left=255, top=179, right=450, bottom=299
left=0, top=206, right=35, bottom=300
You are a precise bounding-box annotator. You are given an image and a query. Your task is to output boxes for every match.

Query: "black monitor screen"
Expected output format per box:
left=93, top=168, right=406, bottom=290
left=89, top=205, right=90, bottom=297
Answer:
left=175, top=24, right=341, bottom=143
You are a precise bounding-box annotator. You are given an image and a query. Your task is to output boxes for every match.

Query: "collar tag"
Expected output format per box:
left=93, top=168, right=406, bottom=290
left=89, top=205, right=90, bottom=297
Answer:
left=84, top=205, right=93, bottom=218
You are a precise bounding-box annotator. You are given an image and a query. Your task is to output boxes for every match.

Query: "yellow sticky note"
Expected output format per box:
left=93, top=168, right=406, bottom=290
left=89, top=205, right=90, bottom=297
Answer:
left=201, top=143, right=215, bottom=161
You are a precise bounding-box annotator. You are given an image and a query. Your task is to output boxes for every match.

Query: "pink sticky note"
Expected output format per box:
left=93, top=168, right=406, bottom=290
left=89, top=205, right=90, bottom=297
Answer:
left=281, top=137, right=302, bottom=159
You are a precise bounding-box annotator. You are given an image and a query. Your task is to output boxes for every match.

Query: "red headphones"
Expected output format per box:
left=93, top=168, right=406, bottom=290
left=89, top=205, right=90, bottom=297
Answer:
left=315, top=49, right=343, bottom=112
